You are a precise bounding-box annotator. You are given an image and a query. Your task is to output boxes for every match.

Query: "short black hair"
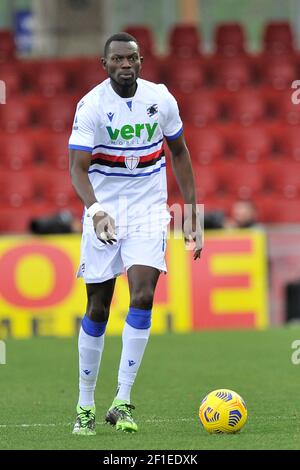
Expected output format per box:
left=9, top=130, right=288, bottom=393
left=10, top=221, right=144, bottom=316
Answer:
left=104, top=32, right=139, bottom=57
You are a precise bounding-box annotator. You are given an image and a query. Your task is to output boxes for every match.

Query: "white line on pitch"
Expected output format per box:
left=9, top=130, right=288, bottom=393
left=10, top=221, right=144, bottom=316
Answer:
left=0, top=417, right=194, bottom=429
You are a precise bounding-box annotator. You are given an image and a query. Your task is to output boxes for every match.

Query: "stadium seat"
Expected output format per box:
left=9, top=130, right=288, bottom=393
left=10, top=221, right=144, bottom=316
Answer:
left=0, top=98, right=33, bottom=133
left=35, top=61, right=69, bottom=98
left=214, top=23, right=246, bottom=57
left=263, top=22, right=294, bottom=55
left=139, top=57, right=161, bottom=82
left=0, top=170, right=37, bottom=207
left=181, top=91, right=221, bottom=127
left=125, top=26, right=155, bottom=56
left=39, top=95, right=77, bottom=132
left=220, top=162, right=266, bottom=198
left=268, top=163, right=300, bottom=199
left=39, top=169, right=77, bottom=208
left=276, top=126, right=300, bottom=162
left=168, top=24, right=201, bottom=58
left=72, top=58, right=107, bottom=94
left=0, top=133, right=36, bottom=170
left=228, top=125, right=273, bottom=163
left=184, top=126, right=225, bottom=165
left=70, top=198, right=84, bottom=219
left=163, top=59, right=204, bottom=93
left=211, top=59, right=252, bottom=91
left=226, top=88, right=266, bottom=125
left=0, top=206, right=31, bottom=233
left=193, top=163, right=223, bottom=198
left=0, top=30, right=15, bottom=63
left=262, top=58, right=297, bottom=90
left=277, top=90, right=300, bottom=125
left=0, top=63, right=24, bottom=97
left=38, top=132, right=69, bottom=170
left=267, top=199, right=300, bottom=223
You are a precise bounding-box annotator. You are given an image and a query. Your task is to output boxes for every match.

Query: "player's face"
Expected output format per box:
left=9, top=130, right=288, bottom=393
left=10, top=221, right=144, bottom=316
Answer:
left=102, top=41, right=142, bottom=87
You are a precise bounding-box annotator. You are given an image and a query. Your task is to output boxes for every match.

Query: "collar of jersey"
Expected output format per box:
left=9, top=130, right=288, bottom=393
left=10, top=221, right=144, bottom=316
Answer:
left=108, top=78, right=140, bottom=101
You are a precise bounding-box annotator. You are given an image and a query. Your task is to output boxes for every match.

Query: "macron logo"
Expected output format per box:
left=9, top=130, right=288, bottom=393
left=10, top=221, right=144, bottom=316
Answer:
left=83, top=369, right=91, bottom=375
left=128, top=360, right=136, bottom=367
left=107, top=112, right=114, bottom=122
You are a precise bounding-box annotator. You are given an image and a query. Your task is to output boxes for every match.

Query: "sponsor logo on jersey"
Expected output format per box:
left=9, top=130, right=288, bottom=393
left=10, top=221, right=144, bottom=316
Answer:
left=107, top=112, right=114, bottom=122
left=106, top=122, right=158, bottom=142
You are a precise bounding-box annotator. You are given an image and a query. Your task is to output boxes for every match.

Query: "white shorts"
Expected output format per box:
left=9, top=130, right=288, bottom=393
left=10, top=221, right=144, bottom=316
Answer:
left=77, top=223, right=168, bottom=284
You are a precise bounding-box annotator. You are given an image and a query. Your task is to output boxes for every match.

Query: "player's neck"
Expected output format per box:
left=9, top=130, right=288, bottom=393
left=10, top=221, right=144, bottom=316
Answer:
left=110, top=80, right=137, bottom=98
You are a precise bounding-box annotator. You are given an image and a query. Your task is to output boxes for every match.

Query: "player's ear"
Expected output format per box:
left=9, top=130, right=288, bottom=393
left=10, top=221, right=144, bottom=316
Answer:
left=101, top=57, right=107, bottom=70
left=140, top=56, right=144, bottom=64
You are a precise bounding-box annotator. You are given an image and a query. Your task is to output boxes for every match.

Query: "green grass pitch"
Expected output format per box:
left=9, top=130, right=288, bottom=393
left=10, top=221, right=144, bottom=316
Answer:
left=1, top=327, right=300, bottom=450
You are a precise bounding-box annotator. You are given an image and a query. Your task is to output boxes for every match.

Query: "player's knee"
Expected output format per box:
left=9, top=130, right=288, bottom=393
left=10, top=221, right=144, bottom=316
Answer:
left=86, top=300, right=110, bottom=323
left=130, top=288, right=155, bottom=310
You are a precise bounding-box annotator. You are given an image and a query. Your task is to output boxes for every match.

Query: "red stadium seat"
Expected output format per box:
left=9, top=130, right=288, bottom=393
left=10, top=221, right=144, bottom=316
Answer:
left=214, top=23, right=246, bottom=57
left=263, top=58, right=297, bottom=90
left=221, top=162, right=266, bottom=198
left=268, top=163, right=300, bottom=199
left=39, top=169, right=77, bottom=208
left=39, top=94, right=77, bottom=132
left=0, top=207, right=31, bottom=233
left=0, top=30, right=15, bottom=63
left=203, top=194, right=235, bottom=217
left=163, top=59, right=204, bottom=93
left=0, top=171, right=38, bottom=207
left=227, top=88, right=265, bottom=125
left=125, top=26, right=155, bottom=56
left=268, top=199, right=300, bottom=223
left=168, top=24, right=201, bottom=58
left=139, top=58, right=161, bottom=82
left=263, top=22, right=294, bottom=55
left=276, top=126, right=300, bottom=162
left=72, top=58, right=107, bottom=94
left=278, top=90, right=300, bottom=125
left=193, top=163, right=223, bottom=198
left=38, top=132, right=69, bottom=170
left=0, top=98, right=33, bottom=133
left=181, top=91, right=221, bottom=127
left=0, top=63, right=24, bottom=97
left=0, top=133, right=36, bottom=170
left=35, top=61, right=69, bottom=97
left=212, top=59, right=252, bottom=91
left=228, top=125, right=273, bottom=163
left=184, top=126, right=225, bottom=165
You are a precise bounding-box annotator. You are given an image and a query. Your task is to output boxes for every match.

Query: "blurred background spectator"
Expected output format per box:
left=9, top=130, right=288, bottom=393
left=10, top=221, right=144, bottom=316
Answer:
left=225, top=200, right=258, bottom=228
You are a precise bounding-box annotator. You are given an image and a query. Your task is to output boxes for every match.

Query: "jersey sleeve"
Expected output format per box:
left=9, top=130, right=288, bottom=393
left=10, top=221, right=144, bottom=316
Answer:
left=161, top=86, right=183, bottom=141
left=68, top=99, right=95, bottom=152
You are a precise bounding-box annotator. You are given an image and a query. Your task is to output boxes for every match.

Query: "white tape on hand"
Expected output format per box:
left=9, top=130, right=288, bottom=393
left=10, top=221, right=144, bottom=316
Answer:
left=87, top=202, right=105, bottom=219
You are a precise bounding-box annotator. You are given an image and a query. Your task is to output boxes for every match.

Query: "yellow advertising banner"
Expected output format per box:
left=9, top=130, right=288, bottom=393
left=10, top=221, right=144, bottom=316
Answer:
left=0, top=230, right=268, bottom=338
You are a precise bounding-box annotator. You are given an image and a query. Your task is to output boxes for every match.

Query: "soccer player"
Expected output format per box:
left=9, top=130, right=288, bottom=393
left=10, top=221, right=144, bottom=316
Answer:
left=69, top=32, right=202, bottom=435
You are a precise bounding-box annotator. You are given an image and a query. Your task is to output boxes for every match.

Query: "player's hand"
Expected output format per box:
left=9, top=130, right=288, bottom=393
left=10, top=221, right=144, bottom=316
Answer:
left=93, top=212, right=117, bottom=245
left=183, top=212, right=203, bottom=260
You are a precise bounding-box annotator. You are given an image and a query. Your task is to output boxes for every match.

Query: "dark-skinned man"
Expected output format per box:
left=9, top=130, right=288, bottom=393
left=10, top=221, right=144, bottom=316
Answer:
left=69, top=32, right=202, bottom=435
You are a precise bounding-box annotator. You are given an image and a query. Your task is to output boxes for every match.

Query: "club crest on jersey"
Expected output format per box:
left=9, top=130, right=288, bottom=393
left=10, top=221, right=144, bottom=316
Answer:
left=125, top=155, right=140, bottom=170
left=147, top=104, right=158, bottom=117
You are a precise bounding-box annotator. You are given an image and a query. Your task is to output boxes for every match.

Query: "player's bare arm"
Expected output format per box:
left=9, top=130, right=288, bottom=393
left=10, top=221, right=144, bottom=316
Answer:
left=167, top=134, right=202, bottom=260
left=69, top=149, right=116, bottom=244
